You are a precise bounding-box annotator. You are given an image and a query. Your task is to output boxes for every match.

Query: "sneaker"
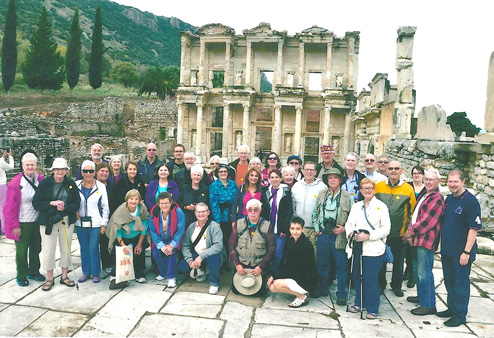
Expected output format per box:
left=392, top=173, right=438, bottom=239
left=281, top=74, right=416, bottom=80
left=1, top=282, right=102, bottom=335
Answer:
left=27, top=273, right=46, bottom=282
left=16, top=278, right=29, bottom=287
left=407, top=296, right=419, bottom=303
left=93, top=275, right=101, bottom=283
left=155, top=275, right=166, bottom=281
left=105, top=267, right=113, bottom=274
left=78, top=274, right=90, bottom=283
left=209, top=285, right=219, bottom=295
left=109, top=276, right=116, bottom=281
left=136, top=277, right=147, bottom=283
left=392, top=287, right=404, bottom=297
left=167, top=277, right=177, bottom=288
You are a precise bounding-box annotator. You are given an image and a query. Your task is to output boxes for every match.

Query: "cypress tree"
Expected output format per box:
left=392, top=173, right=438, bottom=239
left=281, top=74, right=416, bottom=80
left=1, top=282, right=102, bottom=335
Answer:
left=21, top=6, right=64, bottom=91
left=89, top=6, right=104, bottom=90
left=1, top=0, right=17, bottom=93
left=66, top=8, right=82, bottom=90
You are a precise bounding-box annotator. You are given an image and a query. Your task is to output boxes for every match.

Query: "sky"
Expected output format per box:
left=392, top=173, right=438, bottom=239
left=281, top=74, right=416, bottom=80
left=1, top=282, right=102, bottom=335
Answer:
left=113, top=0, right=494, bottom=128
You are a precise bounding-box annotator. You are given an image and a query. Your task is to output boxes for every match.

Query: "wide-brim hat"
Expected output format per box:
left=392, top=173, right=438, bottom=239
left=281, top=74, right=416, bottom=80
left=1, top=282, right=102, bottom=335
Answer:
left=190, top=268, right=205, bottom=279
left=50, top=157, right=70, bottom=170
left=232, top=269, right=263, bottom=296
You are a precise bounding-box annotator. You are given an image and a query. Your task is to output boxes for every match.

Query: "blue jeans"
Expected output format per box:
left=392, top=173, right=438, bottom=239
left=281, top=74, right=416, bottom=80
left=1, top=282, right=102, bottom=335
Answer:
left=272, top=234, right=286, bottom=275
left=352, top=242, right=385, bottom=314
left=414, top=246, right=435, bottom=308
left=152, top=246, right=177, bottom=279
left=317, top=233, right=347, bottom=299
left=76, top=227, right=101, bottom=276
left=178, top=253, right=221, bottom=286
left=442, top=255, right=472, bottom=322
left=379, top=236, right=405, bottom=290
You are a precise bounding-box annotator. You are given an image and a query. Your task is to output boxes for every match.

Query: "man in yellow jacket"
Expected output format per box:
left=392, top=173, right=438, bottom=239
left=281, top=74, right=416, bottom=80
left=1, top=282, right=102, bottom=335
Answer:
left=375, top=160, right=416, bottom=297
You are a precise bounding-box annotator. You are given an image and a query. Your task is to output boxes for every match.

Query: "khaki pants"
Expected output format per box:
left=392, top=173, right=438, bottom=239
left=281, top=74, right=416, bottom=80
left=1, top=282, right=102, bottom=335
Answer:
left=40, top=217, right=74, bottom=272
left=304, top=227, right=317, bottom=259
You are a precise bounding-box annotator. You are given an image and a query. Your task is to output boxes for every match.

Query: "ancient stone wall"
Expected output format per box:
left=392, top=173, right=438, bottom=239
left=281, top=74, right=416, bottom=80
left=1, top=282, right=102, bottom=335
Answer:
left=384, top=139, right=494, bottom=230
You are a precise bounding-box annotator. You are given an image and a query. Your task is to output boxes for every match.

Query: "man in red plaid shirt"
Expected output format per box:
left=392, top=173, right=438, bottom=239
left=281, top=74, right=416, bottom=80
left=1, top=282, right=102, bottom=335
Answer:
left=403, top=169, right=445, bottom=316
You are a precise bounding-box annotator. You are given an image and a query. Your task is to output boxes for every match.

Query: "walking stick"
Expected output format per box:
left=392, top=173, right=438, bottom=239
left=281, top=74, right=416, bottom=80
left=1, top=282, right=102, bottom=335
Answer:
left=360, top=251, right=363, bottom=320
left=61, top=218, right=79, bottom=290
left=346, top=235, right=356, bottom=312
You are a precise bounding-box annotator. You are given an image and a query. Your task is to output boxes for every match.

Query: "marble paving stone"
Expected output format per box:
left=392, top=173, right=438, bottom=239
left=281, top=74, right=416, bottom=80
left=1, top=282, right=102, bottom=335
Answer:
left=412, top=329, right=477, bottom=338
left=0, top=240, right=16, bottom=256
left=225, top=289, right=264, bottom=308
left=220, top=301, right=254, bottom=338
left=339, top=316, right=414, bottom=338
left=435, top=278, right=482, bottom=298
left=160, top=291, right=225, bottom=318
left=254, top=308, right=339, bottom=329
left=0, top=303, right=9, bottom=311
left=473, top=255, right=494, bottom=277
left=0, top=278, right=46, bottom=303
left=129, top=313, right=224, bottom=337
left=465, top=296, right=494, bottom=324
left=473, top=281, right=494, bottom=298
left=250, top=324, right=341, bottom=338
left=17, top=310, right=88, bottom=337
left=0, top=259, right=18, bottom=285
left=263, top=292, right=333, bottom=314
left=468, top=322, right=494, bottom=338
left=0, top=305, right=46, bottom=336
left=74, top=315, right=137, bottom=337
left=18, top=267, right=115, bottom=315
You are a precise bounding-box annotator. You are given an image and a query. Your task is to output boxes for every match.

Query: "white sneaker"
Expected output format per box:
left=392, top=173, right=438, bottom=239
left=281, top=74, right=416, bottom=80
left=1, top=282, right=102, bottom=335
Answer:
left=109, top=276, right=115, bottom=281
left=136, top=277, right=147, bottom=283
left=209, top=285, right=219, bottom=295
left=155, top=275, right=165, bottom=281
left=167, top=277, right=177, bottom=288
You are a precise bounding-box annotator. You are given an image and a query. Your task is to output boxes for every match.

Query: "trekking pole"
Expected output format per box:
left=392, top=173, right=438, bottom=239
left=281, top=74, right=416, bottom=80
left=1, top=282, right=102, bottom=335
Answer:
left=61, top=218, right=79, bottom=290
left=346, top=235, right=356, bottom=312
left=360, top=250, right=363, bottom=320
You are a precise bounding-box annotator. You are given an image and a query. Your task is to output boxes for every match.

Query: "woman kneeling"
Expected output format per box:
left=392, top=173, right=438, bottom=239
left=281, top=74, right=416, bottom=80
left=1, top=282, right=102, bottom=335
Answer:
left=267, top=216, right=317, bottom=308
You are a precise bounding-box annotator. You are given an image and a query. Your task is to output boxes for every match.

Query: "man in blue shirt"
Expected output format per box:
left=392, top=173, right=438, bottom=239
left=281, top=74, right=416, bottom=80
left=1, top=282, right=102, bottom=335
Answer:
left=439, top=170, right=482, bottom=327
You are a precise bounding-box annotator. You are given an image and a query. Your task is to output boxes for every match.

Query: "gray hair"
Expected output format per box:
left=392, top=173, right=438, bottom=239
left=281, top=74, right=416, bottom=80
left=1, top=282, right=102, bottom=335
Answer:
left=91, top=143, right=104, bottom=152
left=190, top=164, right=204, bottom=176
left=195, top=202, right=209, bottom=211
left=246, top=198, right=262, bottom=210
left=109, top=155, right=123, bottom=166
left=209, top=155, right=220, bottom=164
left=377, top=155, right=388, bottom=161
left=21, top=153, right=38, bottom=164
left=184, top=151, right=196, bottom=159
left=249, top=156, right=262, bottom=165
left=345, top=152, right=358, bottom=161
left=81, top=160, right=96, bottom=170
left=238, top=144, right=250, bottom=154
left=425, top=168, right=441, bottom=180
left=281, top=166, right=296, bottom=175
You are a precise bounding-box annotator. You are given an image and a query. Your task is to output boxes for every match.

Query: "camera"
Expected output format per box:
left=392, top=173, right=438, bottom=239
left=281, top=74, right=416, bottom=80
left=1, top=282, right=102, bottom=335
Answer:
left=6, top=146, right=11, bottom=153
left=323, top=217, right=337, bottom=230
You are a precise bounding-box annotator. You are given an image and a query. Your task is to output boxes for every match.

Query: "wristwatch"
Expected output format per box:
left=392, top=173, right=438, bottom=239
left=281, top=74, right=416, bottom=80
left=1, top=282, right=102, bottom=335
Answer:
left=462, top=250, right=470, bottom=255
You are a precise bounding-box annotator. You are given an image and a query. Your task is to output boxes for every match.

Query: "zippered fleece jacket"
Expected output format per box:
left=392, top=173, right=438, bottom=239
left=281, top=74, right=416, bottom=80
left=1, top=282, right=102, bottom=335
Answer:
left=375, top=178, right=416, bottom=238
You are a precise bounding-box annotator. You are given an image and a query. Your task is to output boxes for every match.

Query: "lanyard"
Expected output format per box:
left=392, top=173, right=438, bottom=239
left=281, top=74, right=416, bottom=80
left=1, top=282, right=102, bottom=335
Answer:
left=78, top=181, right=98, bottom=216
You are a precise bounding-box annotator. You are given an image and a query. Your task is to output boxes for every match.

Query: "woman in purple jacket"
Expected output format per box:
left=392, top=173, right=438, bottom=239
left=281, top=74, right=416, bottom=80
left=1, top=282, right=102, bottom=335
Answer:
left=145, top=163, right=179, bottom=210
left=4, top=152, right=45, bottom=287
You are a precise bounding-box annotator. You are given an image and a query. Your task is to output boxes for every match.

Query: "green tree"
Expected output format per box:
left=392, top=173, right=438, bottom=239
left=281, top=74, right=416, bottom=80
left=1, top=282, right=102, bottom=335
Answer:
left=66, top=8, right=82, bottom=90
left=1, top=0, right=17, bottom=93
left=21, top=6, right=64, bottom=91
left=447, top=112, right=481, bottom=137
left=110, top=61, right=138, bottom=87
left=89, top=6, right=104, bottom=90
left=138, top=65, right=179, bottom=99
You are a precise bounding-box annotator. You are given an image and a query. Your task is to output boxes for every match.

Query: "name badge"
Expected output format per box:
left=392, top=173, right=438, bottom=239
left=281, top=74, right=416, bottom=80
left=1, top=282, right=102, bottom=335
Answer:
left=81, top=216, right=93, bottom=228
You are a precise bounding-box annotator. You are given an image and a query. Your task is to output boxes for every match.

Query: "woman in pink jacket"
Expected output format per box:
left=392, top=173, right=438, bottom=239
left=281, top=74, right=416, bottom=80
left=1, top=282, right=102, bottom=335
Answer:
left=4, top=152, right=45, bottom=287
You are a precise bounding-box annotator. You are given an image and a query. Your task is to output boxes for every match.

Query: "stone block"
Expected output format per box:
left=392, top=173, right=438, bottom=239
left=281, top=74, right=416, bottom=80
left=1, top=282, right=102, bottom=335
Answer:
left=489, top=179, right=494, bottom=187
left=220, top=302, right=254, bottom=338
left=415, top=105, right=455, bottom=141
left=19, top=311, right=88, bottom=337
left=486, top=161, right=494, bottom=169
left=129, top=314, right=224, bottom=337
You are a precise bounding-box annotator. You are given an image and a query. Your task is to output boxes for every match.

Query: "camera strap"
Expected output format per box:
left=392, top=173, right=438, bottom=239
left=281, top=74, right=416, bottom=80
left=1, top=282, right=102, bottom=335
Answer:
left=363, top=207, right=386, bottom=245
left=322, top=191, right=340, bottom=229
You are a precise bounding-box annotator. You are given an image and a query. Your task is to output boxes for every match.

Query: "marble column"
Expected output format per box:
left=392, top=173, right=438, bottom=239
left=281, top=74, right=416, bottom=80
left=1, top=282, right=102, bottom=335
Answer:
left=298, top=42, right=305, bottom=87
left=195, top=103, right=204, bottom=162
left=198, top=40, right=206, bottom=86
left=346, top=35, right=356, bottom=89
left=485, top=51, right=494, bottom=132
left=323, top=105, right=331, bottom=145
left=325, top=41, right=333, bottom=88
left=276, top=40, right=284, bottom=86
left=294, top=105, right=303, bottom=155
left=242, top=103, right=250, bottom=145
left=222, top=103, right=230, bottom=158
left=177, top=101, right=184, bottom=143
left=245, top=41, right=252, bottom=87
left=179, top=34, right=191, bottom=84
left=342, top=112, right=352, bottom=157
left=273, top=104, right=282, bottom=154
left=225, top=40, right=232, bottom=87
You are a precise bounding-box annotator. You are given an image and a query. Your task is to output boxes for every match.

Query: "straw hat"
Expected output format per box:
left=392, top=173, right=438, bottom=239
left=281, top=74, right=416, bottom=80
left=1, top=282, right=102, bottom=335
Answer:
left=189, top=268, right=205, bottom=279
left=232, top=269, right=262, bottom=296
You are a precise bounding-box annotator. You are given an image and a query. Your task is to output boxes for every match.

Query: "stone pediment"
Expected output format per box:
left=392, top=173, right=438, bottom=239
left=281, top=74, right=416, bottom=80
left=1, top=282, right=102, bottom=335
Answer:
left=195, top=23, right=235, bottom=36
left=242, top=22, right=284, bottom=37
left=300, top=25, right=333, bottom=37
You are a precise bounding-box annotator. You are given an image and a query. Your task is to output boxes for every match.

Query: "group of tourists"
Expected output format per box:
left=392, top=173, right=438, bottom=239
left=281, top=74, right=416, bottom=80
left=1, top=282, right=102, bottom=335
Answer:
left=1, top=142, right=481, bottom=326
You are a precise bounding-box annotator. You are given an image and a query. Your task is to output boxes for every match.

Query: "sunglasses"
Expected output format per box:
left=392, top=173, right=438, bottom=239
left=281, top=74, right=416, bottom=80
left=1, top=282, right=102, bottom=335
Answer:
left=364, top=159, right=375, bottom=163
left=218, top=170, right=228, bottom=174
left=210, top=162, right=219, bottom=165
left=147, top=149, right=157, bottom=151
left=388, top=167, right=401, bottom=171
left=268, top=157, right=277, bottom=160
left=289, top=161, right=300, bottom=165
left=378, top=161, right=388, bottom=164
left=82, top=169, right=95, bottom=173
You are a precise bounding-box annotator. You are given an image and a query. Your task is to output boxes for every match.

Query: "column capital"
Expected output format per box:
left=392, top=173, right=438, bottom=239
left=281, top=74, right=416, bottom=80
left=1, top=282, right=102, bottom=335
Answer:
left=242, top=102, right=250, bottom=109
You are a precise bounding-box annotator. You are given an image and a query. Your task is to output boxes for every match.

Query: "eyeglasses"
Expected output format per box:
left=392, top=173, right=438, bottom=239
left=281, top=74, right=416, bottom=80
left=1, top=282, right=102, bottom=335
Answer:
left=378, top=161, right=388, bottom=164
left=147, top=149, right=157, bottom=151
left=210, top=162, right=219, bottom=165
left=289, top=161, right=300, bottom=165
left=364, top=159, right=375, bottom=163
left=247, top=208, right=260, bottom=213
left=195, top=210, right=209, bottom=214
left=424, top=178, right=438, bottom=182
left=82, top=169, right=95, bottom=173
left=388, top=167, right=401, bottom=171
left=268, top=157, right=277, bottom=160
left=304, top=168, right=315, bottom=172
left=218, top=170, right=228, bottom=174
left=361, top=187, right=374, bottom=191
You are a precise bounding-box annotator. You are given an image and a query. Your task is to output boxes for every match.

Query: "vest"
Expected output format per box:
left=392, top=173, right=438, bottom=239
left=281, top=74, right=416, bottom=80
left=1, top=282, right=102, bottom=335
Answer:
left=235, top=217, right=270, bottom=267
left=315, top=189, right=352, bottom=249
left=150, top=203, right=181, bottom=250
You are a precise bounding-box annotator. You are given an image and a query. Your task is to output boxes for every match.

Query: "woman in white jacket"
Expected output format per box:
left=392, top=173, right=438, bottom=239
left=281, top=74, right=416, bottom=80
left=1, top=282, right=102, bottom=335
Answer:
left=345, top=177, right=390, bottom=319
left=75, top=160, right=109, bottom=283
